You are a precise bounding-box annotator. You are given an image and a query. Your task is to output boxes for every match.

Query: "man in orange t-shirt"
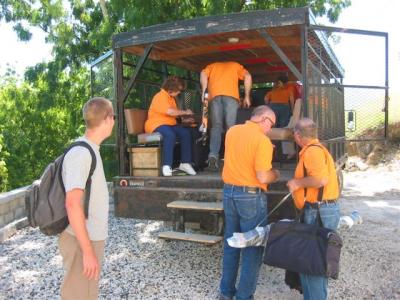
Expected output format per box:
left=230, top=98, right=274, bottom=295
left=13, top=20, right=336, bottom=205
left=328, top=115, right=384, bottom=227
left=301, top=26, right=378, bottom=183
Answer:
left=287, top=118, right=340, bottom=300
left=264, top=74, right=294, bottom=128
left=220, top=105, right=280, bottom=300
left=145, top=76, right=196, bottom=177
left=200, top=61, right=252, bottom=171
left=286, top=80, right=303, bottom=101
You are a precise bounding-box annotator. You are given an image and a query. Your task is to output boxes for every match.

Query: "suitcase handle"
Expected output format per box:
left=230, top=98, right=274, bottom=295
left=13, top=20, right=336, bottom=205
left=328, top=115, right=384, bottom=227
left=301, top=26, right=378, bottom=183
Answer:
left=256, top=192, right=292, bottom=227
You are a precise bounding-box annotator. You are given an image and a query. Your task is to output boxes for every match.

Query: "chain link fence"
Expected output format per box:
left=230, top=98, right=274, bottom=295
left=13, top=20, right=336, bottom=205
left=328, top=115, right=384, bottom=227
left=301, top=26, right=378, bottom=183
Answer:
left=307, top=26, right=388, bottom=143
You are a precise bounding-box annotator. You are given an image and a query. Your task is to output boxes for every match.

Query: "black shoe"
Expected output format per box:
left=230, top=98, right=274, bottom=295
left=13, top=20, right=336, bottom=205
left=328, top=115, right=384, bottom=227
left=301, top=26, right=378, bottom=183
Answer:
left=207, top=156, right=219, bottom=171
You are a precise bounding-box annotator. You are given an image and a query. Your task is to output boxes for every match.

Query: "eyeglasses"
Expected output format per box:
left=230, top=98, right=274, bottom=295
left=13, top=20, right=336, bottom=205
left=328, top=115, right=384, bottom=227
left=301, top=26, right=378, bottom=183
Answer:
left=262, top=116, right=275, bottom=127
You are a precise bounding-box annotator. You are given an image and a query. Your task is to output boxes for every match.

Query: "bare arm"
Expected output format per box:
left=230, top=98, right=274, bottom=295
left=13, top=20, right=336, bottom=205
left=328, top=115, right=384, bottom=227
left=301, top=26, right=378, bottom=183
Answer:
left=289, top=92, right=295, bottom=111
left=256, top=169, right=280, bottom=184
left=166, top=108, right=193, bottom=117
left=65, top=189, right=99, bottom=280
left=200, top=71, right=208, bottom=101
left=264, top=92, right=270, bottom=104
left=243, top=72, right=252, bottom=108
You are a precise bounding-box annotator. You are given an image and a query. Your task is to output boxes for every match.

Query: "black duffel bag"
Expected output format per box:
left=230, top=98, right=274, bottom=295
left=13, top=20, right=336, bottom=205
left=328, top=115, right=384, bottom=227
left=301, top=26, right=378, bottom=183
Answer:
left=263, top=217, right=343, bottom=279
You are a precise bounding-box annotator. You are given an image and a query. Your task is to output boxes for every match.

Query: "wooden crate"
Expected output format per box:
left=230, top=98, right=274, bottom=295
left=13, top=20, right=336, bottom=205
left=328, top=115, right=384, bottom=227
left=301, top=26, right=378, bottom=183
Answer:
left=128, top=147, right=161, bottom=177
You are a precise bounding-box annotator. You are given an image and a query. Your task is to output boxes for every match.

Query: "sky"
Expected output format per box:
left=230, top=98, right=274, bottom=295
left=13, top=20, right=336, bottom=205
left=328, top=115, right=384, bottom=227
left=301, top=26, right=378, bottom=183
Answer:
left=0, top=0, right=399, bottom=95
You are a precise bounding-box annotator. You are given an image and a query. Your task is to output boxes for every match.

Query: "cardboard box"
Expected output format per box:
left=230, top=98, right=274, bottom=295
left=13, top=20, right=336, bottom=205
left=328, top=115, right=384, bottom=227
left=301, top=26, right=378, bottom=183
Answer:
left=128, top=147, right=161, bottom=177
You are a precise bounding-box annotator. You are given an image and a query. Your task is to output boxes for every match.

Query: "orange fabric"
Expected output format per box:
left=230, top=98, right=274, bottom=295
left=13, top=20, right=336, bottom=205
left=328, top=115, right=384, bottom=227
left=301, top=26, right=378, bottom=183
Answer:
left=145, top=89, right=177, bottom=133
left=286, top=81, right=302, bottom=100
left=222, top=121, right=274, bottom=191
left=265, top=86, right=293, bottom=105
left=203, top=61, right=248, bottom=101
left=292, top=139, right=339, bottom=209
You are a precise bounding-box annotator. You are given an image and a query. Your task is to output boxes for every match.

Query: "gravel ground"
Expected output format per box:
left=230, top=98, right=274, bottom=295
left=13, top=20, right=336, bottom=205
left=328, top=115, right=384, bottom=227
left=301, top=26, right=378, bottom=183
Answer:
left=1, top=158, right=400, bottom=300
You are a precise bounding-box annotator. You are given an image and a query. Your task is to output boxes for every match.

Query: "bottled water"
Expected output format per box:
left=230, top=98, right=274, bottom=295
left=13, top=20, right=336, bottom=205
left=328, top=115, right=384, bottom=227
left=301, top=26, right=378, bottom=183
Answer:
left=338, top=211, right=363, bottom=229
left=227, top=225, right=271, bottom=248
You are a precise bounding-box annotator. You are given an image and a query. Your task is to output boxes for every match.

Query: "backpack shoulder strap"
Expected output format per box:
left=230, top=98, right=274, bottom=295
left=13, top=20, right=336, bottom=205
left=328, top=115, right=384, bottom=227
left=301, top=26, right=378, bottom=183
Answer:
left=302, top=144, right=326, bottom=226
left=63, top=141, right=97, bottom=218
left=67, top=141, right=97, bottom=177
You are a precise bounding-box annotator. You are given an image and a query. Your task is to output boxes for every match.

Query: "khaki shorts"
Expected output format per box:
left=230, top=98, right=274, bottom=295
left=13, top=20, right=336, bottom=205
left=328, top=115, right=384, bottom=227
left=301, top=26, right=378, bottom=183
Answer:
left=58, top=231, right=105, bottom=300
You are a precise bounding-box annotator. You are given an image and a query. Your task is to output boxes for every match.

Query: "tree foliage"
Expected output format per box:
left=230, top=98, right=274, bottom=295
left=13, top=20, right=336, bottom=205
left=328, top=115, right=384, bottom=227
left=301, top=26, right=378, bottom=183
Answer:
left=0, top=0, right=351, bottom=190
left=0, top=70, right=88, bottom=190
left=1, top=0, right=351, bottom=72
left=0, top=133, right=9, bottom=192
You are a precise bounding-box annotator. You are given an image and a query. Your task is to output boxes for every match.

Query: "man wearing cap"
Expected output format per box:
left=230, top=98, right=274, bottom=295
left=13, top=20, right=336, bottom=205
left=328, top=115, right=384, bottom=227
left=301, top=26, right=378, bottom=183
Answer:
left=200, top=61, right=252, bottom=171
left=287, top=118, right=340, bottom=300
left=219, top=105, right=280, bottom=300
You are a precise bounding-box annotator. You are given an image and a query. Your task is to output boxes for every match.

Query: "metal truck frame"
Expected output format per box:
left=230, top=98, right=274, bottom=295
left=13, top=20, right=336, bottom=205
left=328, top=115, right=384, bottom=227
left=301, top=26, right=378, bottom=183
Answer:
left=90, top=7, right=389, bottom=227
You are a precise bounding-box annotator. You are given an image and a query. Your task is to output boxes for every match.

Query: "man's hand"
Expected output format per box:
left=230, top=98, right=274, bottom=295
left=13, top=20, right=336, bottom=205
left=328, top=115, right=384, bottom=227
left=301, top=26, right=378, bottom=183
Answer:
left=181, top=116, right=195, bottom=124
left=243, top=96, right=251, bottom=108
left=183, top=109, right=193, bottom=116
left=82, top=250, right=100, bottom=280
left=273, top=169, right=280, bottom=182
left=287, top=179, right=301, bottom=193
left=65, top=189, right=100, bottom=281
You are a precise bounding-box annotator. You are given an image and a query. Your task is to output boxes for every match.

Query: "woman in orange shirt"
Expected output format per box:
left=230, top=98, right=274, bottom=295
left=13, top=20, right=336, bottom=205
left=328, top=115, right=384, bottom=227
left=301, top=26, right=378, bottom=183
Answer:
left=144, top=76, right=196, bottom=176
left=264, top=75, right=294, bottom=128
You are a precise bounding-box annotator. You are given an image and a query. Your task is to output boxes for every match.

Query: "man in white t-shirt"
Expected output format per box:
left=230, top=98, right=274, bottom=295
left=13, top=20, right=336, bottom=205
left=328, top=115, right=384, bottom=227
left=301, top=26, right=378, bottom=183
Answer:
left=58, top=97, right=114, bottom=300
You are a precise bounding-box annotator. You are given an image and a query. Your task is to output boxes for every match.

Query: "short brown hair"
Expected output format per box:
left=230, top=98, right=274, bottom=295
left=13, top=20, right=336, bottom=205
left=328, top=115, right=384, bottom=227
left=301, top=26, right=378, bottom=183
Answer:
left=161, top=75, right=186, bottom=92
left=83, top=97, right=113, bottom=128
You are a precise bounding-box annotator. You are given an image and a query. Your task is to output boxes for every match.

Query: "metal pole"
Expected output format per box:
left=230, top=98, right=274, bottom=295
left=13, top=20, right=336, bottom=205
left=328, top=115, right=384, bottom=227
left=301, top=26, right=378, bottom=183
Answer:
left=122, top=44, right=153, bottom=103
left=301, top=24, right=308, bottom=118
left=384, top=33, right=389, bottom=140
left=113, top=49, right=126, bottom=176
left=257, top=29, right=303, bottom=82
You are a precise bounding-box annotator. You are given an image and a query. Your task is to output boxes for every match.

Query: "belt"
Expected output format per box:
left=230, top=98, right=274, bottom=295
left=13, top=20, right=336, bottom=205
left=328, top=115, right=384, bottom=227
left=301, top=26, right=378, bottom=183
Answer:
left=305, top=200, right=337, bottom=209
left=225, top=184, right=263, bottom=194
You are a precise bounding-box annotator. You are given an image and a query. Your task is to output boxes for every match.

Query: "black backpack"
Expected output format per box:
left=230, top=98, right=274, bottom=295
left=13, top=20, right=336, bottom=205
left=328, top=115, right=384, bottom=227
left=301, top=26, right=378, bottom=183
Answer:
left=25, top=141, right=97, bottom=236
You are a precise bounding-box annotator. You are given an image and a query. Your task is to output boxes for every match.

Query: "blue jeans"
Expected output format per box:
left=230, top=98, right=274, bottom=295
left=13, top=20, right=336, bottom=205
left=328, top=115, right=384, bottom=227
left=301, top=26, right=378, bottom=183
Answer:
left=300, top=201, right=341, bottom=300
left=220, top=184, right=268, bottom=300
left=154, top=125, right=192, bottom=167
left=209, top=96, right=239, bottom=159
left=269, top=103, right=291, bottom=128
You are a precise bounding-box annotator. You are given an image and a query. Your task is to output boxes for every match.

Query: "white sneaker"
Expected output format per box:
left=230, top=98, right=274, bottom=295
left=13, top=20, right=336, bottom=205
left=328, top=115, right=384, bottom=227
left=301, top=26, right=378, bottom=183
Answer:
left=162, top=165, right=172, bottom=176
left=178, top=163, right=197, bottom=175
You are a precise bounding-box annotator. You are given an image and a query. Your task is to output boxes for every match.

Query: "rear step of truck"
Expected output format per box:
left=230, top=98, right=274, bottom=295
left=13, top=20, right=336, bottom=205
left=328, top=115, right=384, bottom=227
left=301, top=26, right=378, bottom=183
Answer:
left=158, top=200, right=224, bottom=244
left=158, top=231, right=223, bottom=244
left=167, top=200, right=223, bottom=212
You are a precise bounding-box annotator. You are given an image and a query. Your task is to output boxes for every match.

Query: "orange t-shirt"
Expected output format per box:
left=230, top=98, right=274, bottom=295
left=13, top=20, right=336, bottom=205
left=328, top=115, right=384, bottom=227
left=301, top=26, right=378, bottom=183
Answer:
left=202, top=61, right=248, bottom=101
left=265, top=86, right=293, bottom=105
left=144, top=89, right=177, bottom=133
left=286, top=81, right=302, bottom=100
left=292, top=139, right=339, bottom=209
left=222, top=121, right=274, bottom=191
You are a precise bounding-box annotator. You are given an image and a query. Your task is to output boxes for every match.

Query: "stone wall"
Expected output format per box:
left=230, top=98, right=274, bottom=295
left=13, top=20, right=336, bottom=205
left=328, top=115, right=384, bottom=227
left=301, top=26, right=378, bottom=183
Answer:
left=0, top=186, right=29, bottom=242
left=0, top=183, right=114, bottom=242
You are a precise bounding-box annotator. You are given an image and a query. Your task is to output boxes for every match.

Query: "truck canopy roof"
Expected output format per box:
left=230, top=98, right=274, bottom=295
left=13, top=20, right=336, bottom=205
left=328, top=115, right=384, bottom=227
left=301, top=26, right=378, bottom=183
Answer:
left=112, top=7, right=343, bottom=83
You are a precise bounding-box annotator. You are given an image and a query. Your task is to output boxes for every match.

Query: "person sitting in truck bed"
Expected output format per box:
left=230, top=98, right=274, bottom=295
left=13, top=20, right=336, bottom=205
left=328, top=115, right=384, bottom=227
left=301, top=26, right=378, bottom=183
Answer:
left=144, top=75, right=197, bottom=177
left=264, top=75, right=294, bottom=128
